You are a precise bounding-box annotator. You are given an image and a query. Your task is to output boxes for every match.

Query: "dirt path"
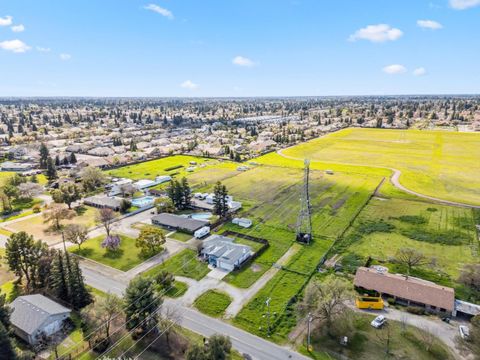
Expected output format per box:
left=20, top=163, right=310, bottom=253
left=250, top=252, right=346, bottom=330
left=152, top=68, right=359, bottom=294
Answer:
left=276, top=149, right=480, bottom=209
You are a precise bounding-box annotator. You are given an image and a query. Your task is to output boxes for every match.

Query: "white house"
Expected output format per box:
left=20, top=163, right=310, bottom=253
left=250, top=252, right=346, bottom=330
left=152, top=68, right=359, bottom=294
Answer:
left=201, top=235, right=252, bottom=272
left=10, top=294, right=71, bottom=345
left=133, top=175, right=172, bottom=190
left=107, top=178, right=134, bottom=196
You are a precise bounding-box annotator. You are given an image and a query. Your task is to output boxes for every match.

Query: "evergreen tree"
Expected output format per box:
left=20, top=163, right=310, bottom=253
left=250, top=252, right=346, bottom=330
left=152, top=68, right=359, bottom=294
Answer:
left=46, top=156, right=57, bottom=180
left=66, top=254, right=92, bottom=309
left=213, top=182, right=229, bottom=217
left=124, top=277, right=161, bottom=336
left=55, top=155, right=61, bottom=167
left=0, top=291, right=10, bottom=330
left=181, top=177, right=192, bottom=208
left=49, top=251, right=69, bottom=301
left=69, top=152, right=77, bottom=164
left=0, top=322, right=16, bottom=360
left=39, top=143, right=49, bottom=169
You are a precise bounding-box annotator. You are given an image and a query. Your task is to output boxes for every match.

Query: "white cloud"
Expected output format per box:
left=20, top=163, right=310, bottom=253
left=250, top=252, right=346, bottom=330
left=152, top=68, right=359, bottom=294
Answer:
left=144, top=4, right=174, bottom=19
left=59, top=53, right=72, bottom=60
left=11, top=24, right=25, bottom=32
left=232, top=56, right=255, bottom=67
left=0, top=39, right=30, bottom=53
left=382, top=64, right=407, bottom=74
left=417, top=20, right=443, bottom=30
left=349, top=24, right=403, bottom=43
left=180, top=80, right=198, bottom=90
left=0, top=15, right=13, bottom=26
left=36, top=46, right=51, bottom=52
left=450, top=0, right=480, bottom=9
left=413, top=67, right=427, bottom=76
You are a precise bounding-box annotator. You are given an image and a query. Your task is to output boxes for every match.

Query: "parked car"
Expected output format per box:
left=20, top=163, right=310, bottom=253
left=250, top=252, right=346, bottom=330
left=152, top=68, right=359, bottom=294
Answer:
left=371, top=315, right=387, bottom=328
left=459, top=325, right=470, bottom=340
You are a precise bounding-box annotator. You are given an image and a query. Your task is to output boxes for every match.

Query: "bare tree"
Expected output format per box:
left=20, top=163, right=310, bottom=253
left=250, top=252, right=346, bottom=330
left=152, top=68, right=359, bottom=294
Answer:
left=159, top=304, right=183, bottom=348
left=395, top=247, right=426, bottom=277
left=17, top=182, right=43, bottom=200
left=64, top=224, right=89, bottom=250
left=375, top=323, right=392, bottom=356
left=43, top=204, right=75, bottom=231
left=458, top=264, right=480, bottom=292
left=297, top=276, right=352, bottom=333
left=96, top=208, right=116, bottom=237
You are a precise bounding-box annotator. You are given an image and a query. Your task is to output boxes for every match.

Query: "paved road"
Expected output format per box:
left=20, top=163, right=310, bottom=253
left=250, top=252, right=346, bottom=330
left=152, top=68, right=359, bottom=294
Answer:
left=277, top=149, right=480, bottom=209
left=79, top=262, right=310, bottom=360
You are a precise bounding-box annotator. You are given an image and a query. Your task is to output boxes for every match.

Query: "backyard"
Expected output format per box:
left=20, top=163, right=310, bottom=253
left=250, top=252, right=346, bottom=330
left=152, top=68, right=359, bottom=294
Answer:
left=336, top=197, right=478, bottom=299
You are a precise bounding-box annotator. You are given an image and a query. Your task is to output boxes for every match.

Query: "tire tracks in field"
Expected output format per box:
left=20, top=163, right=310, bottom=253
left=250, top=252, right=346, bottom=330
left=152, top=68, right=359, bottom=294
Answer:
left=276, top=149, right=480, bottom=209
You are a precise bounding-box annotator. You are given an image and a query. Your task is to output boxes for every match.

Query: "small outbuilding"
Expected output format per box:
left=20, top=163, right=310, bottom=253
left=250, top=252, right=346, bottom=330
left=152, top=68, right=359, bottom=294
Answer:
left=10, top=294, right=71, bottom=345
left=232, top=218, right=253, bottom=228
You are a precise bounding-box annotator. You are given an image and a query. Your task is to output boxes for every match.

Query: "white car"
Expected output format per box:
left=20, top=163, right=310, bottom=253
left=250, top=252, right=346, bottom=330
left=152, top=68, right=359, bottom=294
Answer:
left=371, top=315, right=387, bottom=328
left=459, top=325, right=470, bottom=340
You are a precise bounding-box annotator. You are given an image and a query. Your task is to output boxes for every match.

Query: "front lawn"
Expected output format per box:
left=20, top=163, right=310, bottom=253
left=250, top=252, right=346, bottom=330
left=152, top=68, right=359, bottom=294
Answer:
left=165, top=281, right=188, bottom=298
left=69, top=234, right=154, bottom=271
left=194, top=290, right=232, bottom=318
left=143, top=249, right=210, bottom=281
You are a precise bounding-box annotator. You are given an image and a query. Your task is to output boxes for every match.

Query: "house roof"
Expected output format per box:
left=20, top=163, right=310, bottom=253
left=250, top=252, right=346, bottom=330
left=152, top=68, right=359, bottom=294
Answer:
left=354, top=267, right=455, bottom=311
left=10, top=295, right=71, bottom=335
left=152, top=213, right=208, bottom=232
left=202, top=235, right=252, bottom=265
left=84, top=195, right=121, bottom=208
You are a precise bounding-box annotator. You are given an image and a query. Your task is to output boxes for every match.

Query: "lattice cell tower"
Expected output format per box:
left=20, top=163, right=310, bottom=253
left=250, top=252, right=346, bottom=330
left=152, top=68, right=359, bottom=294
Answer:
left=296, top=159, right=312, bottom=244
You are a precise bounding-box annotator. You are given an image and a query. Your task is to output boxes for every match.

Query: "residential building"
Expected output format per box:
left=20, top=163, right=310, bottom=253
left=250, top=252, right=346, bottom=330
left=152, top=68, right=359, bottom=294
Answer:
left=354, top=266, right=455, bottom=315
left=152, top=213, right=209, bottom=234
left=10, top=294, right=71, bottom=345
left=83, top=195, right=122, bottom=211
left=201, top=235, right=252, bottom=272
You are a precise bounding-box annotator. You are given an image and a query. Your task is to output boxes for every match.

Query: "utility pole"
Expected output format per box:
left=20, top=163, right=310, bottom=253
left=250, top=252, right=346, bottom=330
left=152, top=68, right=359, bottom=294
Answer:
left=265, top=297, right=271, bottom=337
left=307, top=312, right=313, bottom=352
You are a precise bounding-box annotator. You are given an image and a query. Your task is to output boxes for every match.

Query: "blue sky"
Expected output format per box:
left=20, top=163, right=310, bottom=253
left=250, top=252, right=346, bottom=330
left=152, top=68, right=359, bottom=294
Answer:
left=0, top=0, right=479, bottom=97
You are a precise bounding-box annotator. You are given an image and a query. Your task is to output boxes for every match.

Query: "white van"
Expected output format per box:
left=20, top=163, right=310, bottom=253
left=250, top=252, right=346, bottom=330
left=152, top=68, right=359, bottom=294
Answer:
left=194, top=226, right=210, bottom=239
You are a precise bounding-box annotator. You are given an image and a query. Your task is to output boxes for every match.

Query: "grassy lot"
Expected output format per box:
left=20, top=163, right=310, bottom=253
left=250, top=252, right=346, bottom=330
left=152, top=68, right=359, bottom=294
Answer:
left=194, top=290, right=232, bottom=318
left=336, top=197, right=478, bottom=300
left=165, top=280, right=188, bottom=298
left=168, top=231, right=193, bottom=242
left=302, top=311, right=453, bottom=360
left=262, top=128, right=480, bottom=205
left=69, top=234, right=148, bottom=271
left=221, top=165, right=379, bottom=288
left=143, top=249, right=210, bottom=281
left=7, top=205, right=98, bottom=245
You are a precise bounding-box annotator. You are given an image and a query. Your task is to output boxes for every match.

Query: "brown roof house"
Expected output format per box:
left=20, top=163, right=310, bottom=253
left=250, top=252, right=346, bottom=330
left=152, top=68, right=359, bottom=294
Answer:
left=354, top=267, right=456, bottom=315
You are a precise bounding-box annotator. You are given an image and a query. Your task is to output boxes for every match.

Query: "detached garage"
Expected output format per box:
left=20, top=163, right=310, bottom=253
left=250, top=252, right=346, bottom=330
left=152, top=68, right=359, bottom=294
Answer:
left=10, top=294, right=71, bottom=345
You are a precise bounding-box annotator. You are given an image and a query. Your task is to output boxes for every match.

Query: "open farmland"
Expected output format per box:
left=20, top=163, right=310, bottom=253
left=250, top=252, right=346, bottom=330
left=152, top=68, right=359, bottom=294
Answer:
left=336, top=197, right=478, bottom=298
left=106, top=155, right=241, bottom=189
left=269, top=128, right=480, bottom=205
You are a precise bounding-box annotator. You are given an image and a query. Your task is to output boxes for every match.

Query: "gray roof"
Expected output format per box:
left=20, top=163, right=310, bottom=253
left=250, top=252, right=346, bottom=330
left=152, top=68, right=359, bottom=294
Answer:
left=152, top=213, right=208, bottom=232
left=10, top=295, right=71, bottom=335
left=84, top=195, right=121, bottom=209
left=202, top=235, right=252, bottom=265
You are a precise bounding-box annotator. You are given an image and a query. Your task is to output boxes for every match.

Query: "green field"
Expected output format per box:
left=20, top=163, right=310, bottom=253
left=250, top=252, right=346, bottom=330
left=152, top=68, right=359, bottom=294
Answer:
left=106, top=155, right=242, bottom=190
left=143, top=249, right=210, bottom=281
left=336, top=197, right=478, bottom=298
left=69, top=234, right=151, bottom=271
left=261, top=128, right=480, bottom=205
left=194, top=290, right=232, bottom=318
